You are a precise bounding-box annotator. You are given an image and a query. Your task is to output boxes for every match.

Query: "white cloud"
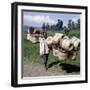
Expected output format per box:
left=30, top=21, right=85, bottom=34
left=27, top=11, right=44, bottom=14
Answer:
left=72, top=18, right=79, bottom=23
left=24, top=15, right=57, bottom=25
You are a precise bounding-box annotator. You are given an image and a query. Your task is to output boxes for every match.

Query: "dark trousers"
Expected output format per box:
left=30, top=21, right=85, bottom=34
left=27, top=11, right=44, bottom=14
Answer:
left=42, top=54, right=49, bottom=66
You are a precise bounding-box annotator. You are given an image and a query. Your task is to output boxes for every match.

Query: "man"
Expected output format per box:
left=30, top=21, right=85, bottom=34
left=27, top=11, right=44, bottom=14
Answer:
left=40, top=32, right=49, bottom=71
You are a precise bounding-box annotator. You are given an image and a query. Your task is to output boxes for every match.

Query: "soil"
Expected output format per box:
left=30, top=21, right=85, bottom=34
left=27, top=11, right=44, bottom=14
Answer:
left=23, top=61, right=80, bottom=77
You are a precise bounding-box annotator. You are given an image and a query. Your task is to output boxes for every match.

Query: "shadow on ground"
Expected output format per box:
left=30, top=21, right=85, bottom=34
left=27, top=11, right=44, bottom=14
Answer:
left=48, top=61, right=80, bottom=73
left=48, top=61, right=60, bottom=68
left=59, top=63, right=80, bottom=73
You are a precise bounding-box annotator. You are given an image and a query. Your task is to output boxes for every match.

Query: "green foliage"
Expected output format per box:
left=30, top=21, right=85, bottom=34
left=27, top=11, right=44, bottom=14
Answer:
left=23, top=40, right=43, bottom=64
left=23, top=39, right=57, bottom=65
left=46, top=29, right=80, bottom=38
left=67, top=29, right=80, bottom=38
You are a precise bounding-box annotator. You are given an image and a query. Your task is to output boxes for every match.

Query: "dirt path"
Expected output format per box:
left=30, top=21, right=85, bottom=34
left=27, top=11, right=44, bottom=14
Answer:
left=23, top=62, right=66, bottom=77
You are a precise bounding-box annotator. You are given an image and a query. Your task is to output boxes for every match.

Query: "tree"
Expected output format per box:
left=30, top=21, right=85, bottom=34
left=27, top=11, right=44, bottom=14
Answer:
left=68, top=20, right=72, bottom=29
left=50, top=24, right=56, bottom=30
left=77, top=19, right=80, bottom=29
left=72, top=21, right=76, bottom=29
left=63, top=26, right=70, bottom=35
left=42, top=23, right=46, bottom=31
left=56, top=19, right=63, bottom=30
left=63, top=26, right=67, bottom=30
left=45, top=23, right=50, bottom=30
left=60, top=20, right=63, bottom=29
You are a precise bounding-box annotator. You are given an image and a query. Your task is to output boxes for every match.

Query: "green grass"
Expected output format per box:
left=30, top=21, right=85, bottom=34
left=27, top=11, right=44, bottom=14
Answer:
left=68, top=29, right=80, bottom=38
left=23, top=29, right=80, bottom=74
left=23, top=39, right=57, bottom=65
left=23, top=40, right=42, bottom=64
left=46, top=29, right=80, bottom=38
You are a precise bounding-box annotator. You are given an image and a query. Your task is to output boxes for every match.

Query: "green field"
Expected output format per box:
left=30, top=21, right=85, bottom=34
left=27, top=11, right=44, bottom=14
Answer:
left=23, top=29, right=80, bottom=71
left=46, top=29, right=80, bottom=38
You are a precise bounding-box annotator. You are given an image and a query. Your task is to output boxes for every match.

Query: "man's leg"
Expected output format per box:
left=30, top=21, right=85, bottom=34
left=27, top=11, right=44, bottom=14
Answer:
left=44, top=54, right=48, bottom=71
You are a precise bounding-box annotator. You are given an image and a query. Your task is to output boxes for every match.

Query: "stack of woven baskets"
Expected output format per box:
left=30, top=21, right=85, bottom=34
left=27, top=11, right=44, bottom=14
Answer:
left=27, top=33, right=39, bottom=43
left=26, top=28, right=42, bottom=43
left=46, top=33, right=80, bottom=61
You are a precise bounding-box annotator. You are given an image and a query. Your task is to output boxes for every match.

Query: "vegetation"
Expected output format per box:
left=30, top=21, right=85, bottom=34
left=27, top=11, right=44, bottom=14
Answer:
left=23, top=29, right=80, bottom=69
left=46, top=29, right=80, bottom=38
left=42, top=19, right=80, bottom=31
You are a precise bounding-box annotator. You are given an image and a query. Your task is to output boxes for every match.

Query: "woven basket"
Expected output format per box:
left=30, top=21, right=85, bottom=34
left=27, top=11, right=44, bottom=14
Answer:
left=29, top=35, right=39, bottom=43
left=67, top=51, right=77, bottom=60
left=52, top=48, right=59, bottom=57
left=64, top=36, right=69, bottom=39
left=57, top=50, right=67, bottom=60
left=27, top=34, right=30, bottom=40
left=46, top=36, right=53, bottom=45
left=60, top=38, right=73, bottom=51
left=71, top=37, right=80, bottom=50
left=53, top=33, right=64, bottom=44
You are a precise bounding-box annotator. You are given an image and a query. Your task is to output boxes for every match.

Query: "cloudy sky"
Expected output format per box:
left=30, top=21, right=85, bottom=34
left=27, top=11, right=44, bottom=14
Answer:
left=23, top=11, right=80, bottom=27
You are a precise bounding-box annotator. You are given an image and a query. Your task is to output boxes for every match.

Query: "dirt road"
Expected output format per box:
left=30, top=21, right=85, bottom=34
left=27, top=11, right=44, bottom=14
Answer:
left=23, top=61, right=80, bottom=77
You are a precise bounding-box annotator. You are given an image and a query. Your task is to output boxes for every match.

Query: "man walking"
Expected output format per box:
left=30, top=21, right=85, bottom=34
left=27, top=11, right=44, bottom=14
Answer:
left=40, top=32, right=49, bottom=71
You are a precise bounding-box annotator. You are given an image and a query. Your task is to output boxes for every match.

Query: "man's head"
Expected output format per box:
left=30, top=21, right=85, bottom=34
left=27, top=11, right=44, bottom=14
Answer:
left=43, top=32, right=47, bottom=39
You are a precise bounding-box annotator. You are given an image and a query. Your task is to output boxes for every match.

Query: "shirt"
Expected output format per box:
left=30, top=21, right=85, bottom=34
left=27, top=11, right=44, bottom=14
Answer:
left=40, top=37, right=49, bottom=55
